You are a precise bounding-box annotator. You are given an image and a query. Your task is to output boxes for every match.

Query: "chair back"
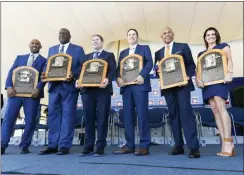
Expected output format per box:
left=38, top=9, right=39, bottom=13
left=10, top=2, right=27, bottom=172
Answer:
left=193, top=107, right=215, bottom=123
left=148, top=108, right=168, bottom=123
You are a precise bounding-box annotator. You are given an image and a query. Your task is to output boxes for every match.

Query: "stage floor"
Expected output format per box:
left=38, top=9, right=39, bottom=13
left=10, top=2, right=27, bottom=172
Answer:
left=1, top=145, right=243, bottom=175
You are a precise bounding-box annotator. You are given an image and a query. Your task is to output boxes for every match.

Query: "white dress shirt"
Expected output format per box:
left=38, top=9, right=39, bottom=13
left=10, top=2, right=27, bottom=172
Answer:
left=129, top=44, right=137, bottom=55
left=59, top=42, right=70, bottom=54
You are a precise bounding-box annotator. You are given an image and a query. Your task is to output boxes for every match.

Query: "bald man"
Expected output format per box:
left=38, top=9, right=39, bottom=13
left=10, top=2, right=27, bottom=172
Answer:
left=154, top=27, right=200, bottom=158
left=1, top=39, right=47, bottom=154
left=39, top=28, right=86, bottom=155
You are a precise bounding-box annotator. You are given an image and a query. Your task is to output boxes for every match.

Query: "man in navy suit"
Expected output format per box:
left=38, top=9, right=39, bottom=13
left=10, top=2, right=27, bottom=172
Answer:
left=78, top=34, right=116, bottom=157
left=114, top=29, right=153, bottom=156
left=39, top=28, right=85, bottom=155
left=1, top=39, right=46, bottom=154
left=154, top=27, right=200, bottom=158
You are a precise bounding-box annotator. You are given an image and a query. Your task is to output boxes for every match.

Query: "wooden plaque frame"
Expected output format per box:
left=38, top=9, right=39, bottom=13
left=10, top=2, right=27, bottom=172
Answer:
left=196, top=49, right=227, bottom=86
left=43, top=53, right=72, bottom=82
left=12, top=66, right=39, bottom=97
left=78, top=59, right=108, bottom=87
left=158, top=54, right=188, bottom=89
left=120, top=54, right=143, bottom=85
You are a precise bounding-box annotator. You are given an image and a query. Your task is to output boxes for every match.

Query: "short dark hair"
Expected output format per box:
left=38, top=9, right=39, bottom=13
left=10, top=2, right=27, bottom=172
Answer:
left=127, top=28, right=139, bottom=37
left=203, top=27, right=221, bottom=48
left=92, top=34, right=104, bottom=42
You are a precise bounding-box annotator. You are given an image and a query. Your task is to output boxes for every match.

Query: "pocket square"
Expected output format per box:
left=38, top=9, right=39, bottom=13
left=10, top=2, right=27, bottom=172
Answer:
left=175, top=51, right=182, bottom=54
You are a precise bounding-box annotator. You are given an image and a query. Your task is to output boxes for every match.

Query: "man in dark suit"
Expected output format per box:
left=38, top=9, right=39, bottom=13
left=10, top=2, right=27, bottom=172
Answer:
left=114, top=29, right=153, bottom=156
left=154, top=27, right=200, bottom=158
left=39, top=28, right=86, bottom=155
left=78, top=34, right=116, bottom=157
left=1, top=39, right=46, bottom=154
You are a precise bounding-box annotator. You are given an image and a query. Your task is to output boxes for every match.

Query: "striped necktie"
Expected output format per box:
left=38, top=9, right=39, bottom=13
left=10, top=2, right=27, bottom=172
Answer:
left=27, top=54, right=35, bottom=66
left=60, top=45, right=65, bottom=53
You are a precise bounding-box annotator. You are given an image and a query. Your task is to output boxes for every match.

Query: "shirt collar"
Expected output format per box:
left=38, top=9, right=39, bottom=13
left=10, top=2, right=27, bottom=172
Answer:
left=129, top=44, right=137, bottom=50
left=164, top=41, right=174, bottom=48
left=30, top=53, right=39, bottom=58
left=93, top=49, right=103, bottom=54
left=60, top=42, right=70, bottom=48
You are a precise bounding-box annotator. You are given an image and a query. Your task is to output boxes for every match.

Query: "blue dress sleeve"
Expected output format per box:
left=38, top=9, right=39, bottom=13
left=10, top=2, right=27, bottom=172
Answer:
left=221, top=42, right=230, bottom=48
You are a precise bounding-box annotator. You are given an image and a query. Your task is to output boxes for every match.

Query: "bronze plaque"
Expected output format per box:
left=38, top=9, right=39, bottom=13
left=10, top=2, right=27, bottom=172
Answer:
left=78, top=59, right=108, bottom=87
left=43, top=53, right=72, bottom=82
left=197, top=49, right=227, bottom=86
left=12, top=66, right=39, bottom=97
left=120, top=54, right=143, bottom=85
left=158, top=54, right=188, bottom=89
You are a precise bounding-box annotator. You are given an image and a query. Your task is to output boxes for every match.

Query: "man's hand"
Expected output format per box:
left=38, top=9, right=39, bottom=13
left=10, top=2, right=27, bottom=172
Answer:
left=196, top=79, right=204, bottom=88
left=224, top=72, right=233, bottom=84
left=41, top=72, right=47, bottom=82
left=186, top=76, right=190, bottom=81
left=75, top=80, right=83, bottom=88
left=117, top=77, right=125, bottom=87
left=31, top=88, right=40, bottom=98
left=65, top=72, right=73, bottom=82
left=7, top=88, right=16, bottom=97
left=134, top=75, right=144, bottom=85
left=99, top=78, right=109, bottom=88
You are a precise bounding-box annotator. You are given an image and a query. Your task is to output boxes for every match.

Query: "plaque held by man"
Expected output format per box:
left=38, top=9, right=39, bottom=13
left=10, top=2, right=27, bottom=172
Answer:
left=43, top=53, right=72, bottom=82
left=12, top=66, right=39, bottom=97
left=158, top=54, right=188, bottom=89
left=197, top=49, right=227, bottom=86
left=78, top=59, right=108, bottom=87
left=120, top=54, right=143, bottom=85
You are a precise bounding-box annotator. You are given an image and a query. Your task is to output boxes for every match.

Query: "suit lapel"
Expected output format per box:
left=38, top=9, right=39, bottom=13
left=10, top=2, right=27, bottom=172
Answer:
left=123, top=48, right=129, bottom=58
left=24, top=54, right=30, bottom=66
left=66, top=43, right=74, bottom=56
left=134, top=44, right=140, bottom=55
left=32, top=55, right=40, bottom=68
left=98, top=50, right=105, bottom=59
left=171, top=42, right=177, bottom=54
left=160, top=47, right=165, bottom=59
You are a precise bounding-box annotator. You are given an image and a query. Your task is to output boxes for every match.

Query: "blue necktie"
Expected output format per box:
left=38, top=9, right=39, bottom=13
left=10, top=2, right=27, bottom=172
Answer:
left=60, top=45, right=65, bottom=53
left=93, top=51, right=100, bottom=59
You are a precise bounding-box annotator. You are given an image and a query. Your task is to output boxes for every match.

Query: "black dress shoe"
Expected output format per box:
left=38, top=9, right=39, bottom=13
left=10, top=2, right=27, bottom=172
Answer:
left=57, top=147, right=69, bottom=155
left=39, top=147, right=58, bottom=155
left=94, top=148, right=104, bottom=157
left=169, top=146, right=184, bottom=155
left=20, top=147, right=30, bottom=154
left=1, top=147, right=6, bottom=154
left=79, top=146, right=94, bottom=156
left=189, top=149, right=200, bottom=158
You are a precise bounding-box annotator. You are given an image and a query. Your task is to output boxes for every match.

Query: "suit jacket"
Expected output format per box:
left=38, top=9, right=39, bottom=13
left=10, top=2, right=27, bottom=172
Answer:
left=80, top=50, right=116, bottom=95
left=116, top=44, right=153, bottom=94
left=5, top=54, right=47, bottom=98
left=46, top=43, right=86, bottom=92
left=154, top=42, right=196, bottom=94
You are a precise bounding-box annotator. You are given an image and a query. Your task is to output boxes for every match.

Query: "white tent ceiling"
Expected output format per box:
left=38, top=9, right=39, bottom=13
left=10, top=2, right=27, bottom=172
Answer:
left=2, top=1, right=243, bottom=52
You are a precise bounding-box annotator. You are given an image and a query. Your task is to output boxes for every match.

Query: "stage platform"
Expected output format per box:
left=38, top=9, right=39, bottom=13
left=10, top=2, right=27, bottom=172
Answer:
left=1, top=145, right=243, bottom=175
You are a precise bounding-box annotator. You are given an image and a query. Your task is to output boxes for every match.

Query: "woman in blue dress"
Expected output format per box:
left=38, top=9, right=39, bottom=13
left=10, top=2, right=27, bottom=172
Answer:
left=196, top=27, right=235, bottom=157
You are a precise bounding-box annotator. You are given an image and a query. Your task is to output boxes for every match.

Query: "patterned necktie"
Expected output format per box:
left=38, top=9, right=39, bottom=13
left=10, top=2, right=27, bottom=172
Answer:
left=60, top=45, right=65, bottom=53
left=165, top=45, right=170, bottom=57
left=27, top=54, right=35, bottom=66
left=93, top=51, right=100, bottom=59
